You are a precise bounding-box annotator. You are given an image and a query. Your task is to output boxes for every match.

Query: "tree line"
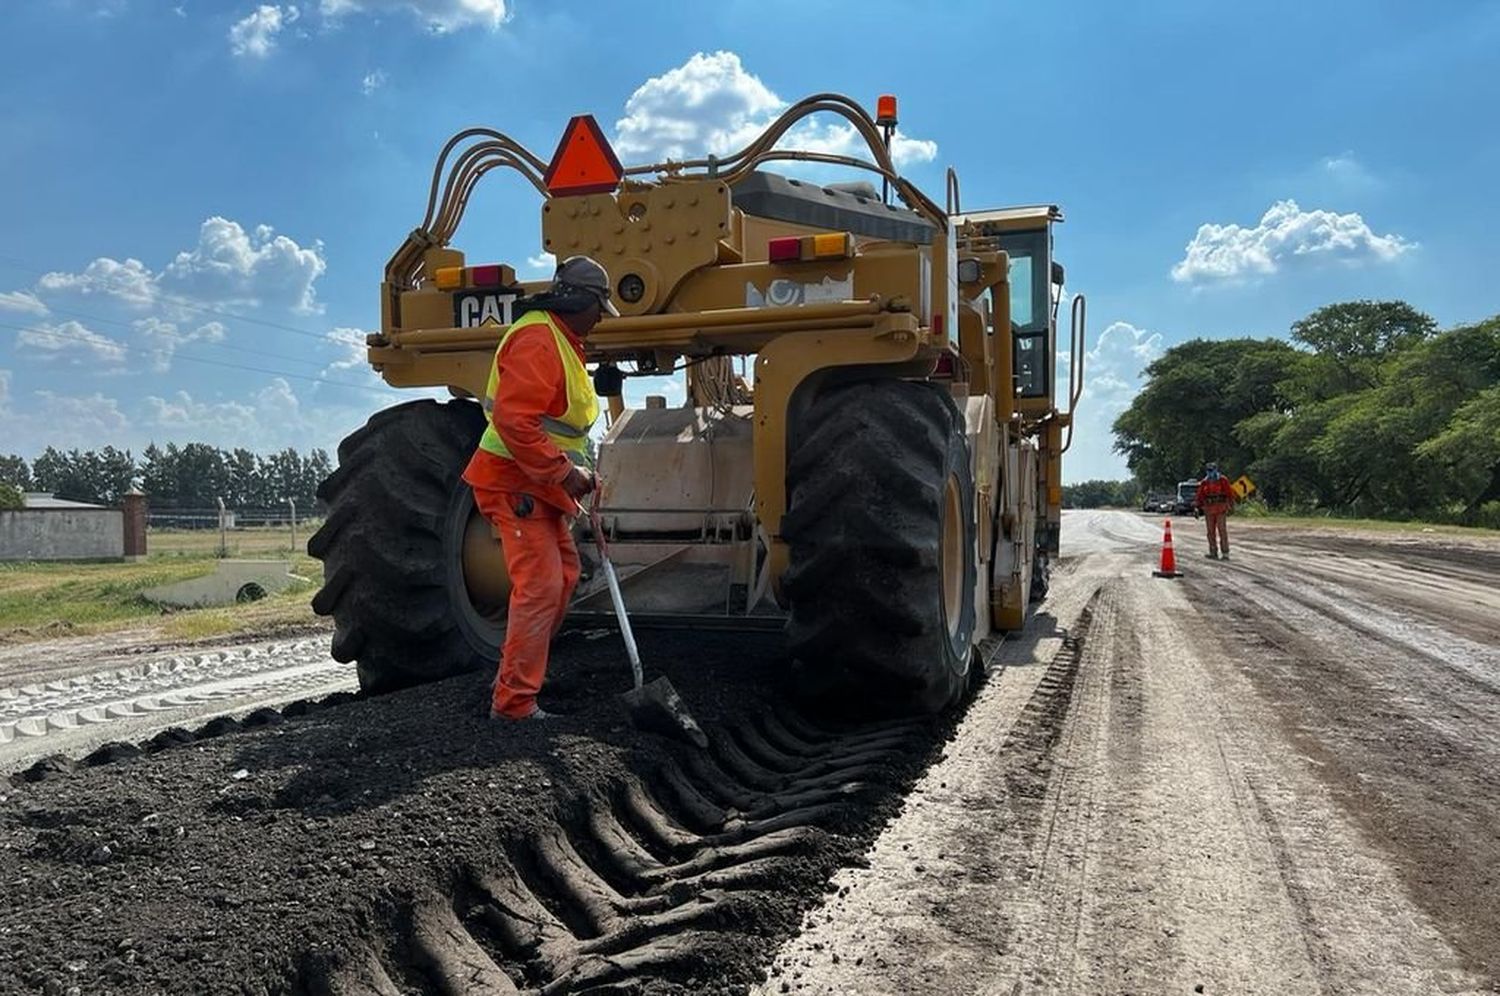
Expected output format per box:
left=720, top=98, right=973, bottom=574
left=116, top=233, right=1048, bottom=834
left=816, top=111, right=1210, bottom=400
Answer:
left=1112, top=301, right=1500, bottom=526
left=0, top=444, right=333, bottom=511
left=1061, top=479, right=1145, bottom=509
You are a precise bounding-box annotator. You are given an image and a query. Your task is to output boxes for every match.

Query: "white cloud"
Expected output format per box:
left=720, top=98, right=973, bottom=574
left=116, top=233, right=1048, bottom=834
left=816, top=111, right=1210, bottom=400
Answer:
left=139, top=377, right=404, bottom=454
left=614, top=51, right=937, bottom=168
left=229, top=4, right=295, bottom=59
left=1318, top=151, right=1383, bottom=194
left=1171, top=199, right=1413, bottom=284
left=16, top=320, right=128, bottom=365
left=34, top=218, right=325, bottom=315
left=159, top=217, right=327, bottom=313
left=19, top=390, right=131, bottom=448
left=0, top=290, right=48, bottom=316
left=133, top=316, right=227, bottom=372
left=38, top=257, right=157, bottom=307
left=361, top=69, right=386, bottom=95
left=324, top=326, right=369, bottom=372
left=1057, top=320, right=1165, bottom=481
left=525, top=252, right=554, bottom=276
left=319, top=0, right=507, bottom=32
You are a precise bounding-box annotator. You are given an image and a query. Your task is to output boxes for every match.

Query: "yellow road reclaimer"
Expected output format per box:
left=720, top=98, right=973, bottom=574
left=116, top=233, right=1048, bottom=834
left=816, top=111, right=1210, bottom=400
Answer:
left=308, top=93, right=1085, bottom=714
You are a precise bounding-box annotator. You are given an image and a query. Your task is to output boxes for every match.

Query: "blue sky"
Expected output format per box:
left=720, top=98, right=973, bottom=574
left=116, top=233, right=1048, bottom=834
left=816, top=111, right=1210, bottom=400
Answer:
left=2, top=0, right=1498, bottom=481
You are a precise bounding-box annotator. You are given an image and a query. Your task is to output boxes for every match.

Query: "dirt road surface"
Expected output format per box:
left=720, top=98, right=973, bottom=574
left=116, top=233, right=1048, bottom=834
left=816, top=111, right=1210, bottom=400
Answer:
left=762, top=510, right=1500, bottom=995
left=4, top=510, right=1499, bottom=994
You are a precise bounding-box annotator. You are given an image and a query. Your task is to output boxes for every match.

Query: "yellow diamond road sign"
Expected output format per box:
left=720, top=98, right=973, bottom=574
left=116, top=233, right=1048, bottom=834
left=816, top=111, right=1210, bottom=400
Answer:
left=1232, top=474, right=1257, bottom=500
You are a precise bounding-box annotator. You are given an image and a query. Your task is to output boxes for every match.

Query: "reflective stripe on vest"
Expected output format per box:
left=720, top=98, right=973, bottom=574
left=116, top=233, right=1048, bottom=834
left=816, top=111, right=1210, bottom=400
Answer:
left=477, top=310, right=600, bottom=467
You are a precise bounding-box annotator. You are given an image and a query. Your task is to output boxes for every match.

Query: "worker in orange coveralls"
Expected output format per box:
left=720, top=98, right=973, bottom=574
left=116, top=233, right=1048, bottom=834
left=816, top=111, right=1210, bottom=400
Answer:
left=1194, top=462, right=1237, bottom=560
left=462, top=256, right=616, bottom=721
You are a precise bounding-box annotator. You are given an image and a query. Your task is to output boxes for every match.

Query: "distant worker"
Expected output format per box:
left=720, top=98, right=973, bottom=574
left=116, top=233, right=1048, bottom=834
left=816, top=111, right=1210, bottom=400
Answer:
left=1194, top=462, right=1237, bottom=559
left=462, top=256, right=617, bottom=721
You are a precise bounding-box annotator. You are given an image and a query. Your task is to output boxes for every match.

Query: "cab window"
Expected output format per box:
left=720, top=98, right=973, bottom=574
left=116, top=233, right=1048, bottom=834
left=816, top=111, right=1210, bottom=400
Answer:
left=999, top=229, right=1050, bottom=399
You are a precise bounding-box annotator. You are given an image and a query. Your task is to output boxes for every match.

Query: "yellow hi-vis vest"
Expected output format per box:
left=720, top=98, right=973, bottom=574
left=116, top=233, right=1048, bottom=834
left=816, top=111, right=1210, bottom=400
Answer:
left=477, top=310, right=600, bottom=467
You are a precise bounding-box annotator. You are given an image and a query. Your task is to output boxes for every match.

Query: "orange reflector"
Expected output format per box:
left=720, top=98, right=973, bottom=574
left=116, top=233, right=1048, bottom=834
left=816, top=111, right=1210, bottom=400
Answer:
left=434, top=266, right=465, bottom=290
left=876, top=94, right=898, bottom=126
left=811, top=232, right=850, bottom=259
left=544, top=115, right=624, bottom=197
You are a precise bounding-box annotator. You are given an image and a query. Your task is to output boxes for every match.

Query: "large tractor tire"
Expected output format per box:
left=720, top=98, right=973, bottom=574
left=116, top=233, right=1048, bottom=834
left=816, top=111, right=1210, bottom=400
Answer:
left=781, top=379, right=978, bottom=715
left=308, top=399, right=507, bottom=694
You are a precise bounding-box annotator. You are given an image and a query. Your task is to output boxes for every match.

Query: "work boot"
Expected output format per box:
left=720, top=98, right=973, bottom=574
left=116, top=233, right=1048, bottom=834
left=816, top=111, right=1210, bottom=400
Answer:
left=1221, top=551, right=1231, bottom=560
left=487, top=706, right=555, bottom=721
left=1206, top=551, right=1219, bottom=560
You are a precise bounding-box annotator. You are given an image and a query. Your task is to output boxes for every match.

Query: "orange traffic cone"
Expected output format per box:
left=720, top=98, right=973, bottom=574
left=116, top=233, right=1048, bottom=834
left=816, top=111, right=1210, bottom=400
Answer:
left=1153, top=518, right=1183, bottom=578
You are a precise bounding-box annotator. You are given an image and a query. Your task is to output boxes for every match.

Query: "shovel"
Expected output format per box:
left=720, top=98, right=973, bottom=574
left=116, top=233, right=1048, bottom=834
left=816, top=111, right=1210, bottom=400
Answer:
left=586, top=498, right=708, bottom=749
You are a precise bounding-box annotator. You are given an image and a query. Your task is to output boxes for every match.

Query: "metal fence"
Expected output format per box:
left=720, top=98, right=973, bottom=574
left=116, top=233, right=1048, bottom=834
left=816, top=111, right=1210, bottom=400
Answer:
left=145, top=502, right=317, bottom=557
left=146, top=506, right=309, bottom=530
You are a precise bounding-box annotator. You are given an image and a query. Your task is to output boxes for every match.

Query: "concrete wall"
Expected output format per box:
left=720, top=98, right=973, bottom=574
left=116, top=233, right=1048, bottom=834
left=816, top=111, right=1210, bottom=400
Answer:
left=0, top=509, right=125, bottom=561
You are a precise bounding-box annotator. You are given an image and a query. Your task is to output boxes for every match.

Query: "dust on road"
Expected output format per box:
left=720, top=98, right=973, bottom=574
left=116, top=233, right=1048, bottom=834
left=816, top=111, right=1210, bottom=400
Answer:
left=763, top=510, right=1500, bottom=995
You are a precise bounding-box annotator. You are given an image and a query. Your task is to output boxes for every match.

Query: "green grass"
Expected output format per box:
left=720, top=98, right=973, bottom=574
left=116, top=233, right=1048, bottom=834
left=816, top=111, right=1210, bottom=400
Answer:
left=1233, top=508, right=1500, bottom=538
left=0, top=526, right=326, bottom=646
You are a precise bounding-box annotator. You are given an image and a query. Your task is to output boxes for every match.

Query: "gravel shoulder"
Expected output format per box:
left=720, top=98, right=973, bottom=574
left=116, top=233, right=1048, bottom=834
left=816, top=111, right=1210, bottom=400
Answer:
left=762, top=510, right=1498, bottom=994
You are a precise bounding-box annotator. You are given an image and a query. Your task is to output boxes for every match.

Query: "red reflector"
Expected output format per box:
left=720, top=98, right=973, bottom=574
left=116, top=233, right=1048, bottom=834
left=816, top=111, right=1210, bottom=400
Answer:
left=768, top=237, right=801, bottom=262
left=543, top=115, right=624, bottom=197
left=932, top=314, right=945, bottom=336
left=471, top=264, right=502, bottom=286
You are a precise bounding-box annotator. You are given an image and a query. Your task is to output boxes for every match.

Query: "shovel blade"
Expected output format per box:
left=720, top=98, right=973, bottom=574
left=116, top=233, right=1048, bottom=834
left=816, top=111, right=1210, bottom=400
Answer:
left=622, top=676, right=708, bottom=749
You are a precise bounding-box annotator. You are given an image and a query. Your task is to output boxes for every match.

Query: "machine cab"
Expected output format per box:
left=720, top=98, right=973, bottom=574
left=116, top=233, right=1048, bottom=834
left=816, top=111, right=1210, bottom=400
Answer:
left=955, top=205, right=1065, bottom=412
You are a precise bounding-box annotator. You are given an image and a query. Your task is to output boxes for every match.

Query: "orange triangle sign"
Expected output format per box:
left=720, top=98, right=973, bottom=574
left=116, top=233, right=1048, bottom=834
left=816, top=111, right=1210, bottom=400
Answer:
left=543, top=115, right=624, bottom=197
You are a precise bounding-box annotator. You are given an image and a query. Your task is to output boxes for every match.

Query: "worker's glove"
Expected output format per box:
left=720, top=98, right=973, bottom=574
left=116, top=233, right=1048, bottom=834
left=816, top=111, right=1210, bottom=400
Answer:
left=562, top=466, right=597, bottom=500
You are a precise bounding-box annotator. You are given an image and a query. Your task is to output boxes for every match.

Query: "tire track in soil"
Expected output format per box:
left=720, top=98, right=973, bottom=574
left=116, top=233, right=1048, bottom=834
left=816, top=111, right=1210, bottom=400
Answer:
left=294, top=705, right=950, bottom=995
left=1185, top=558, right=1500, bottom=985
left=752, top=586, right=1098, bottom=994
left=1015, top=594, right=1105, bottom=995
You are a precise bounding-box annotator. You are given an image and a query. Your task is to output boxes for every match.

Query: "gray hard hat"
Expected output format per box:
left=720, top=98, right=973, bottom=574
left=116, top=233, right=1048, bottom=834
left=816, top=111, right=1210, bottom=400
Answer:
left=553, top=255, right=619, bottom=316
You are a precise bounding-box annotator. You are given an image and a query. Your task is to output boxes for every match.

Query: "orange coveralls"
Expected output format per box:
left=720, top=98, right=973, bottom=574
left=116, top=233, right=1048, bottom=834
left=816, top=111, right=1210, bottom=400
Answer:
left=1195, top=475, right=1237, bottom=556
left=461, top=316, right=588, bottom=719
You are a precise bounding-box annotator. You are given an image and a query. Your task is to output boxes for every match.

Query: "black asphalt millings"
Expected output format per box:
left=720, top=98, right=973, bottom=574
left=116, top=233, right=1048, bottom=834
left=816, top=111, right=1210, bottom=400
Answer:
left=0, top=630, right=966, bottom=996
left=289, top=703, right=942, bottom=995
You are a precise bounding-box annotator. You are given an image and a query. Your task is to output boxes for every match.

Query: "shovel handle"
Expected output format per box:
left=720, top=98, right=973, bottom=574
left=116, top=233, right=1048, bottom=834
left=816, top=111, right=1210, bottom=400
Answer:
left=600, top=557, right=644, bottom=690
left=582, top=497, right=643, bottom=691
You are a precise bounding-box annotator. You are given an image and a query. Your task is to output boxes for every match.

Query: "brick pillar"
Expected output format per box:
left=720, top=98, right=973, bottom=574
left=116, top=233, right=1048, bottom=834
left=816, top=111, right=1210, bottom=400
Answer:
left=123, top=487, right=147, bottom=562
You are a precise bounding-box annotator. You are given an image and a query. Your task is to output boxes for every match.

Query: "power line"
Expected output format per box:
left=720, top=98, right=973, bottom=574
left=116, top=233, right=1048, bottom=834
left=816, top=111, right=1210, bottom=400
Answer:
left=13, top=300, right=343, bottom=371
left=0, top=254, right=347, bottom=344
left=0, top=319, right=398, bottom=398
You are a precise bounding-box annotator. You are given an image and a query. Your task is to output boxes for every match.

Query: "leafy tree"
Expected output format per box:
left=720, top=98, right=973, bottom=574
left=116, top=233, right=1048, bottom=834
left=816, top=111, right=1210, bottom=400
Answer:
left=1288, top=300, right=1436, bottom=399
left=1062, top=479, right=1143, bottom=508
left=1417, top=385, right=1500, bottom=516
left=0, top=481, right=22, bottom=510
left=0, top=454, right=31, bottom=491
left=1112, top=337, right=1301, bottom=489
left=171, top=443, right=230, bottom=508
left=139, top=443, right=173, bottom=504
left=31, top=447, right=96, bottom=503
left=95, top=446, right=136, bottom=504
left=1117, top=302, right=1500, bottom=522
left=225, top=448, right=260, bottom=507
